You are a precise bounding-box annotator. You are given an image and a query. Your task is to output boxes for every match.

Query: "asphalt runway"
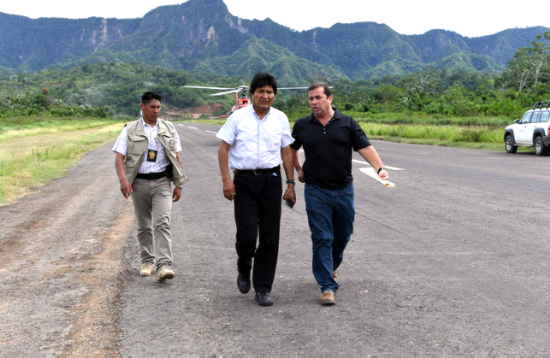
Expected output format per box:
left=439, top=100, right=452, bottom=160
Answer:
left=118, top=122, right=550, bottom=357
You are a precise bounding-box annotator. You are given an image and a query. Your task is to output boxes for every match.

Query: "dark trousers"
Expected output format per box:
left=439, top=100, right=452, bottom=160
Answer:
left=233, top=170, right=282, bottom=293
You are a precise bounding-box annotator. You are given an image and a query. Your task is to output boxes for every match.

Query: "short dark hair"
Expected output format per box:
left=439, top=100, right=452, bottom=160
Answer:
left=250, top=72, right=278, bottom=95
left=141, top=91, right=162, bottom=104
left=308, top=83, right=332, bottom=97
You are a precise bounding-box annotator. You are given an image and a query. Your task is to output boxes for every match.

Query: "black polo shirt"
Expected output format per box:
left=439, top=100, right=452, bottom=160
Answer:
left=291, top=109, right=370, bottom=189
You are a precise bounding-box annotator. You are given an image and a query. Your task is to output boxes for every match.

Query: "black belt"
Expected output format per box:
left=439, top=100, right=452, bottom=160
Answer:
left=136, top=171, right=167, bottom=180
left=234, top=166, right=280, bottom=176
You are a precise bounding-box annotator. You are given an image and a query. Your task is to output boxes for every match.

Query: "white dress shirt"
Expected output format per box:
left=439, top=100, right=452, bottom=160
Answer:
left=112, top=118, right=182, bottom=174
left=216, top=105, right=294, bottom=170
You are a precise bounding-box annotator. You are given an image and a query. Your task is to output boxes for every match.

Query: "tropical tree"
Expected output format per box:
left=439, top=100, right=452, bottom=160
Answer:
left=501, top=32, right=550, bottom=92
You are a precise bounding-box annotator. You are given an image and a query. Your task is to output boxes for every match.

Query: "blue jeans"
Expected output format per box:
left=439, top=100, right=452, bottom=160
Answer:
left=304, top=183, right=354, bottom=292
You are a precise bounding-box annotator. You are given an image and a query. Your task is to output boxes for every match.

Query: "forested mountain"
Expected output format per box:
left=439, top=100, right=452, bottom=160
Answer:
left=0, top=63, right=230, bottom=115
left=0, top=0, right=548, bottom=81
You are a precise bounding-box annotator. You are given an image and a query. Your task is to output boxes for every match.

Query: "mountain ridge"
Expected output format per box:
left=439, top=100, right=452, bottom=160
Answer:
left=0, top=0, right=548, bottom=80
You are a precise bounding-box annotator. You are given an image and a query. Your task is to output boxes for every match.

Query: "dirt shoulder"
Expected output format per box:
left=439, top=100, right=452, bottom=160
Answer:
left=0, top=141, right=131, bottom=357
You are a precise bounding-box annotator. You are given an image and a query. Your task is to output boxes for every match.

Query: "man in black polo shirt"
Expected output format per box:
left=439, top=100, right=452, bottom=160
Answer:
left=290, top=83, right=389, bottom=306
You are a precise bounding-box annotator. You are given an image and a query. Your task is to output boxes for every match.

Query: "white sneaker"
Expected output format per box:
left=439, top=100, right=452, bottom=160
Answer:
left=157, top=265, right=175, bottom=282
left=140, top=263, right=155, bottom=277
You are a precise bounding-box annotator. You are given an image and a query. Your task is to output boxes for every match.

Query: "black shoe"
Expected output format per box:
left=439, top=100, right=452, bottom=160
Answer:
left=237, top=273, right=251, bottom=294
left=255, top=292, right=273, bottom=306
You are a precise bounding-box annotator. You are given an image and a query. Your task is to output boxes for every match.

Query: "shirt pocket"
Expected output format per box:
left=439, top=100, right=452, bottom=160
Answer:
left=166, top=138, right=178, bottom=152
left=127, top=136, right=147, bottom=154
left=126, top=136, right=147, bottom=166
left=159, top=134, right=177, bottom=152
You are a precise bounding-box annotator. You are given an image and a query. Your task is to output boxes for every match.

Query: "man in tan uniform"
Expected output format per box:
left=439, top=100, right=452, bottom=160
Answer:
left=113, top=91, right=187, bottom=281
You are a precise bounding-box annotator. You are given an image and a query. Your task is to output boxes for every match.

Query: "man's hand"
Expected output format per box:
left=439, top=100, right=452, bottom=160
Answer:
left=115, top=153, right=132, bottom=199
left=119, top=179, right=133, bottom=199
left=297, top=168, right=305, bottom=183
left=172, top=186, right=182, bottom=202
left=283, top=185, right=296, bottom=206
left=378, top=169, right=389, bottom=180
left=223, top=180, right=236, bottom=201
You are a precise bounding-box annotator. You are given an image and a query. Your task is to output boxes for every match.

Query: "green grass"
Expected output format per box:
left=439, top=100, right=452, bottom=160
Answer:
left=360, top=122, right=503, bottom=148
left=350, top=111, right=513, bottom=128
left=0, top=116, right=131, bottom=141
left=190, top=111, right=511, bottom=151
left=0, top=116, right=123, bottom=204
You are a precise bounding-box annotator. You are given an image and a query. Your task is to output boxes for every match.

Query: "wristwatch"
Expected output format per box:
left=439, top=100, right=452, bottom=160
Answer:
left=286, top=179, right=296, bottom=185
left=377, top=167, right=385, bottom=174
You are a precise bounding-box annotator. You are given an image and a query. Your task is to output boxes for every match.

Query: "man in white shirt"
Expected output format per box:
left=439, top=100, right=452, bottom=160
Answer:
left=217, top=73, right=296, bottom=306
left=112, top=92, right=186, bottom=282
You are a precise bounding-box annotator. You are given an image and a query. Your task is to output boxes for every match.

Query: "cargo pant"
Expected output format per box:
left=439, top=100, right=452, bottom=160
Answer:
left=132, top=176, right=174, bottom=269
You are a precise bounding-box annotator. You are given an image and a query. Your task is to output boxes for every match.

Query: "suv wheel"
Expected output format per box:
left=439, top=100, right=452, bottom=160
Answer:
left=504, top=134, right=518, bottom=153
left=534, top=136, right=548, bottom=156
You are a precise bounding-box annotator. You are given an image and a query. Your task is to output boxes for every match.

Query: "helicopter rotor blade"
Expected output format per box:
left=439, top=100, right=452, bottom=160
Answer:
left=210, top=89, right=241, bottom=96
left=279, top=87, right=309, bottom=90
left=184, top=85, right=235, bottom=90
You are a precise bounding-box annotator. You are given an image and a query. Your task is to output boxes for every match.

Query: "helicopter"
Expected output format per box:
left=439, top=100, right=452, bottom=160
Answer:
left=184, top=84, right=309, bottom=114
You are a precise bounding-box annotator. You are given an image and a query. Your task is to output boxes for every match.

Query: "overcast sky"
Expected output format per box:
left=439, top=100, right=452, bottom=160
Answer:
left=1, top=0, right=548, bottom=37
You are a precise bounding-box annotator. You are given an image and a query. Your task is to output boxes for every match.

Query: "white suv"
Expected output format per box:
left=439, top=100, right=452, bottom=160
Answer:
left=504, top=101, right=550, bottom=156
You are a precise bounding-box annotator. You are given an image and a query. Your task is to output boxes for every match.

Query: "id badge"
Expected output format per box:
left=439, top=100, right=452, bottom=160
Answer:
left=146, top=149, right=158, bottom=162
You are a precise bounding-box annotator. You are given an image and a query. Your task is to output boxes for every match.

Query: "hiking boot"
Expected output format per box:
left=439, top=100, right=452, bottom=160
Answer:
left=157, top=265, right=175, bottom=282
left=320, top=290, right=336, bottom=306
left=140, top=263, right=155, bottom=277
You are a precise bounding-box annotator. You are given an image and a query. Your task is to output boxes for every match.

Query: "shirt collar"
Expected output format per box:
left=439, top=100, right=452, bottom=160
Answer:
left=308, top=107, right=341, bottom=123
left=251, top=105, right=271, bottom=120
left=140, top=117, right=159, bottom=129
